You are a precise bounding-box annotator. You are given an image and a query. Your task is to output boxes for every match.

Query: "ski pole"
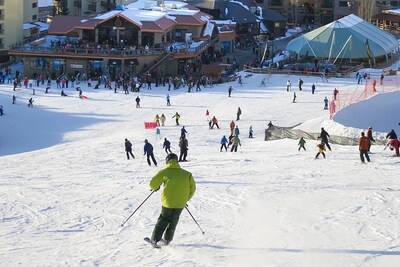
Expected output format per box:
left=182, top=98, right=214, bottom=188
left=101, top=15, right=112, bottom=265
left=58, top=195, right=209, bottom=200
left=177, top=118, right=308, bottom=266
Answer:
left=121, top=190, right=156, bottom=227
left=185, top=206, right=205, bottom=234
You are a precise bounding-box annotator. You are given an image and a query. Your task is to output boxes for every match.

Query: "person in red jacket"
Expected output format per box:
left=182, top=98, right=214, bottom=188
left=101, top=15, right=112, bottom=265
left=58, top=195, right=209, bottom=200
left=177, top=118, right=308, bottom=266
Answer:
left=211, top=116, right=220, bottom=129
left=359, top=132, right=370, bottom=163
left=387, top=139, right=400, bottom=157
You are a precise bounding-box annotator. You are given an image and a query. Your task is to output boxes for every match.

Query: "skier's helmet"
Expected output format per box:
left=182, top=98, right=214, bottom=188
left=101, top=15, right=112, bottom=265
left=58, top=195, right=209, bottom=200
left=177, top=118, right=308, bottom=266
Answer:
left=166, top=153, right=178, bottom=163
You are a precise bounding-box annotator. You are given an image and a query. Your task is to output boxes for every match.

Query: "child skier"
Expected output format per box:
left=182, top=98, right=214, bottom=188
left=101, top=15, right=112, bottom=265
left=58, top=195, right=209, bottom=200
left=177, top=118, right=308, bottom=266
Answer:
left=315, top=142, right=326, bottom=159
left=298, top=137, right=306, bottom=151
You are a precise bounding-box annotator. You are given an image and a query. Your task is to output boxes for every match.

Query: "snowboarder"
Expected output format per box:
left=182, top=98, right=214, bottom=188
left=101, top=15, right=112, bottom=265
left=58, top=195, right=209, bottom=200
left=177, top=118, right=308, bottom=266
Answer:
left=380, top=73, right=384, bottom=85
left=135, top=96, right=141, bottom=108
left=228, top=86, right=233, bottom=97
left=125, top=138, right=135, bottom=160
left=163, top=138, right=172, bottom=154
left=292, top=92, right=297, bottom=103
left=311, top=83, right=316, bottom=94
left=144, top=139, right=157, bottom=166
left=12, top=95, right=16, bottom=104
left=148, top=153, right=196, bottom=247
left=230, top=135, right=241, bottom=152
left=319, top=127, right=331, bottom=151
left=236, top=107, right=242, bottom=121
left=178, top=136, right=188, bottom=162
left=0, top=105, right=3, bottom=116
left=315, top=142, right=326, bottom=159
left=172, top=112, right=180, bottom=125
left=248, top=126, right=253, bottom=138
left=359, top=132, right=370, bottom=163
left=205, top=109, right=210, bottom=122
left=298, top=137, right=306, bottom=151
left=220, top=135, right=228, bottom=151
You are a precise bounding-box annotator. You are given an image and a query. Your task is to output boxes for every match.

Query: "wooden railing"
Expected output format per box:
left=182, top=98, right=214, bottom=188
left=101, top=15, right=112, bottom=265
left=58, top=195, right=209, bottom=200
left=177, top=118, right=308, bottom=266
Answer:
left=9, top=38, right=217, bottom=59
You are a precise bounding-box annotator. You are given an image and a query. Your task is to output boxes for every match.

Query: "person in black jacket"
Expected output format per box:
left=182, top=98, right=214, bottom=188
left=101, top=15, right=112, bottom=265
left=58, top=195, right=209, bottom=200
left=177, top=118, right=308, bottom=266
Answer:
left=319, top=127, right=332, bottom=151
left=125, top=138, right=135, bottom=160
left=367, top=127, right=375, bottom=152
left=144, top=139, right=157, bottom=166
left=178, top=136, right=188, bottom=162
left=163, top=138, right=172, bottom=154
left=386, top=129, right=398, bottom=140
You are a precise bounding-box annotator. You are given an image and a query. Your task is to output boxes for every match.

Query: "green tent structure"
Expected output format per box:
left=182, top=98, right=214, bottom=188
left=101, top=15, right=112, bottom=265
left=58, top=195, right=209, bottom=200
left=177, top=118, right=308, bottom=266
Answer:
left=285, top=14, right=399, bottom=66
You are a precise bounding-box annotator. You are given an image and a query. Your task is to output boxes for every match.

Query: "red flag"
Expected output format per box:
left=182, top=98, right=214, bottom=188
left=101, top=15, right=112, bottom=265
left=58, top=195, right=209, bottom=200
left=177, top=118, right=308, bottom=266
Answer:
left=144, top=122, right=157, bottom=129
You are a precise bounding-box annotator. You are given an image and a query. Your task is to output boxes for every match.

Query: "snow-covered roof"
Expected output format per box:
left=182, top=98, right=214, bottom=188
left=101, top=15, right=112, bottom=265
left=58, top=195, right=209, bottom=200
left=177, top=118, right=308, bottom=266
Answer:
left=33, top=21, right=50, bottom=32
left=88, top=0, right=210, bottom=31
left=23, top=23, right=38, bottom=30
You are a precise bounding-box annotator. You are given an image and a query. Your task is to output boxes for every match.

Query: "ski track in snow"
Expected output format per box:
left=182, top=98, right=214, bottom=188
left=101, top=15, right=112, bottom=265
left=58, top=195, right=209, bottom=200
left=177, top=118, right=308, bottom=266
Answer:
left=1, top=70, right=400, bottom=266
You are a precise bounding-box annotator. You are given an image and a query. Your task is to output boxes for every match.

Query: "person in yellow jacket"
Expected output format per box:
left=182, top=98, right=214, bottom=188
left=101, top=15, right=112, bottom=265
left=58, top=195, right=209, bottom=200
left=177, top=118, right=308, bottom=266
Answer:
left=155, top=114, right=160, bottom=126
left=315, top=142, right=326, bottom=159
left=149, top=153, right=196, bottom=246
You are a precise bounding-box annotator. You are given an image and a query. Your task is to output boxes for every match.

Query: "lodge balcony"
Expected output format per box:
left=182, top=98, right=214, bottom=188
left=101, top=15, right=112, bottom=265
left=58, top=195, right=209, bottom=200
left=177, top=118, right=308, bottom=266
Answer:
left=8, top=39, right=215, bottom=61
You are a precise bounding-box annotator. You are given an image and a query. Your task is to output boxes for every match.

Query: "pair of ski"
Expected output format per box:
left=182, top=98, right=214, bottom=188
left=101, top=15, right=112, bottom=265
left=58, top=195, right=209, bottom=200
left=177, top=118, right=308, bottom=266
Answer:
left=144, top=237, right=169, bottom=249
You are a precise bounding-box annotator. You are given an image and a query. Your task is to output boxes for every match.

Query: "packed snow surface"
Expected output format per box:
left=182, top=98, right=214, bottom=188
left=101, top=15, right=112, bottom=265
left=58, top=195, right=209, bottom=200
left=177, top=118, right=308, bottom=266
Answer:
left=1, top=69, right=400, bottom=266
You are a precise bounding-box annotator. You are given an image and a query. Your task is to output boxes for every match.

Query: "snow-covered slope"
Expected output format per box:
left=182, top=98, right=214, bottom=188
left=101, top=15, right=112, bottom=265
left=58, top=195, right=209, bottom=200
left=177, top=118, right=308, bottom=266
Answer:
left=1, top=71, right=399, bottom=266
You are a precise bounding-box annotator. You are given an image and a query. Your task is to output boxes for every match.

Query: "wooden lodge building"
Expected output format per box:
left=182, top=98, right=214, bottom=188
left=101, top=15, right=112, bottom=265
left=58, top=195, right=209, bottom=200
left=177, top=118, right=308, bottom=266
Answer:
left=8, top=0, right=238, bottom=79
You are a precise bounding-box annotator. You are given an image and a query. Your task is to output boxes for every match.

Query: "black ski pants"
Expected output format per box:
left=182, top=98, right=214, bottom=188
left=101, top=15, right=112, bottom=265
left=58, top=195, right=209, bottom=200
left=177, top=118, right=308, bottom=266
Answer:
left=360, top=149, right=370, bottom=163
left=146, top=153, right=157, bottom=166
left=151, top=206, right=183, bottom=243
left=126, top=150, right=135, bottom=159
left=179, top=150, right=187, bottom=161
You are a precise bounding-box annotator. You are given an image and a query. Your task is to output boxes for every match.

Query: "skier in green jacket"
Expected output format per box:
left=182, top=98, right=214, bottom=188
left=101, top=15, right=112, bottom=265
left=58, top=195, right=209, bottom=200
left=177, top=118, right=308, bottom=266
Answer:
left=149, top=153, right=196, bottom=246
left=298, top=137, right=306, bottom=151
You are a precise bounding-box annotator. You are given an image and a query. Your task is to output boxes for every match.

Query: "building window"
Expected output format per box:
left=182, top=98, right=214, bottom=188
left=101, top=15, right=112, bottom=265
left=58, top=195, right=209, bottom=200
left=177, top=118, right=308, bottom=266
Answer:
left=53, top=59, right=66, bottom=71
left=0, top=38, right=3, bottom=49
left=31, top=58, right=49, bottom=70
left=32, top=14, right=37, bottom=21
left=0, top=0, right=4, bottom=6
left=32, top=2, right=38, bottom=8
left=338, top=1, right=349, bottom=7
left=0, top=9, right=3, bottom=20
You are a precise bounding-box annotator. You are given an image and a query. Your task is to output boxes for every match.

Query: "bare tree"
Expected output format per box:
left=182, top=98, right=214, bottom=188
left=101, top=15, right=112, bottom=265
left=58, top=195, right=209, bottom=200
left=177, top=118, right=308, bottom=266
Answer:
left=356, top=0, right=375, bottom=22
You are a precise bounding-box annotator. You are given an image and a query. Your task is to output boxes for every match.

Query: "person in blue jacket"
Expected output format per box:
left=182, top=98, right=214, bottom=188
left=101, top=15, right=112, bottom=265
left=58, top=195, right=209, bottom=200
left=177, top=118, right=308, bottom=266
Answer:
left=234, top=125, right=240, bottom=136
left=323, top=97, right=329, bottom=110
left=220, top=135, right=228, bottom=151
left=144, top=139, right=157, bottom=166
